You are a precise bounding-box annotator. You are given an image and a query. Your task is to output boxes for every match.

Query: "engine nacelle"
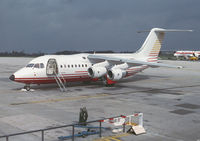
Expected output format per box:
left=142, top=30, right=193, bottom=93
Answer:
left=107, top=69, right=126, bottom=81
left=88, top=67, right=107, bottom=78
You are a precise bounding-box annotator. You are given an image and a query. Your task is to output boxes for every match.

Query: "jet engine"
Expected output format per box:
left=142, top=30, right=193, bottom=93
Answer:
left=88, top=61, right=109, bottom=78
left=107, top=69, right=126, bottom=81
left=88, top=67, right=107, bottom=78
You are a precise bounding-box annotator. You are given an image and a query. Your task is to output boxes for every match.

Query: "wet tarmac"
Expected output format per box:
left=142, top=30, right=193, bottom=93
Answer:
left=0, top=57, right=200, bottom=141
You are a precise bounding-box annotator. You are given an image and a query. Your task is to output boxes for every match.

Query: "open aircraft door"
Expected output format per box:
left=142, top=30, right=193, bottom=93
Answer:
left=46, top=58, right=58, bottom=75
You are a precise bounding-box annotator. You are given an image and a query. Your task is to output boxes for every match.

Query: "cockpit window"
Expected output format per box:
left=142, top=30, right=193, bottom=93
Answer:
left=26, top=63, right=44, bottom=68
left=26, top=63, right=34, bottom=68
left=34, top=63, right=39, bottom=68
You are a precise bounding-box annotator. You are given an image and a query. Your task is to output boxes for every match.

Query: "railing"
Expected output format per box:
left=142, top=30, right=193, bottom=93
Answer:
left=53, top=70, right=66, bottom=92
left=0, top=115, right=124, bottom=141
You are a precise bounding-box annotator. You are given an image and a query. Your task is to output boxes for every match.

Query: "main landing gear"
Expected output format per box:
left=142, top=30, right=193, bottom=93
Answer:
left=102, top=76, right=116, bottom=87
left=24, top=84, right=31, bottom=91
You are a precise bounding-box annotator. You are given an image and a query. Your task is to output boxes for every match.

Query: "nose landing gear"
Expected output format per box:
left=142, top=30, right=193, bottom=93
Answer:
left=24, top=84, right=31, bottom=91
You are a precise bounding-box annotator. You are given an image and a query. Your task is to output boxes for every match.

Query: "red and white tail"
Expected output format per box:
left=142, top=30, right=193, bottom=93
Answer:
left=135, top=28, right=192, bottom=62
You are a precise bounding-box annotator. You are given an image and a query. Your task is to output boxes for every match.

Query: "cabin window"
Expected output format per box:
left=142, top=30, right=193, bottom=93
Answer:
left=40, top=63, right=44, bottom=68
left=60, top=65, right=63, bottom=68
left=64, top=64, right=66, bottom=68
left=26, top=63, right=34, bottom=68
left=82, top=57, right=86, bottom=59
left=82, top=64, right=84, bottom=67
left=68, top=65, right=70, bottom=68
left=85, top=64, right=87, bottom=67
left=78, top=64, right=80, bottom=67
left=71, top=65, right=73, bottom=68
left=34, top=63, right=40, bottom=68
left=75, top=64, right=77, bottom=67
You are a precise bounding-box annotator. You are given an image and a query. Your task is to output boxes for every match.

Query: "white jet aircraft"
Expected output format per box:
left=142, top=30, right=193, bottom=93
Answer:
left=9, top=28, right=192, bottom=91
left=174, top=51, right=200, bottom=59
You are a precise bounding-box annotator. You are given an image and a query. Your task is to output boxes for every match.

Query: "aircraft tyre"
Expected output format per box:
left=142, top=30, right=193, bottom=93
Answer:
left=24, top=85, right=31, bottom=91
left=82, top=81, right=91, bottom=84
left=106, top=83, right=115, bottom=87
left=102, top=76, right=115, bottom=87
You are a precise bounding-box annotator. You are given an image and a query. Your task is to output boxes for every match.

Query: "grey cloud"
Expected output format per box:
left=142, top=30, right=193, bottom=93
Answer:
left=0, top=0, right=200, bottom=53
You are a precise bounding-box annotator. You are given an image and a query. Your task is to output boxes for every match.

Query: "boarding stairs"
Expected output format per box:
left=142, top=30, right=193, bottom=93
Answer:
left=53, top=70, right=67, bottom=92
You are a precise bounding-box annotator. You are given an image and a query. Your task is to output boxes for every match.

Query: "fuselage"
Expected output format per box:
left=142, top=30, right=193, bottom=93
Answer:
left=174, top=51, right=200, bottom=57
left=11, top=54, right=92, bottom=84
left=10, top=53, right=148, bottom=85
left=10, top=28, right=188, bottom=87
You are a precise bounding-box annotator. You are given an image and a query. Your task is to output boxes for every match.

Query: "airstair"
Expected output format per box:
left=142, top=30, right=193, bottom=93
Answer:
left=47, top=58, right=67, bottom=92
left=53, top=71, right=66, bottom=92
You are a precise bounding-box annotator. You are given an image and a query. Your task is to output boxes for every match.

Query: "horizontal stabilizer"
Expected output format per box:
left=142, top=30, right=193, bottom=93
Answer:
left=138, top=29, right=193, bottom=33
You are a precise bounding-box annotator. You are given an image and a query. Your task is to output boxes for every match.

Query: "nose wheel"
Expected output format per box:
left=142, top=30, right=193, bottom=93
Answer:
left=24, top=84, right=31, bottom=91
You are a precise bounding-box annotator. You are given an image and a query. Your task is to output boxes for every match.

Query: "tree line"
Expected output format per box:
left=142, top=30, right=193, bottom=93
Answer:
left=0, top=50, right=131, bottom=57
left=0, top=50, right=174, bottom=57
left=0, top=51, right=44, bottom=57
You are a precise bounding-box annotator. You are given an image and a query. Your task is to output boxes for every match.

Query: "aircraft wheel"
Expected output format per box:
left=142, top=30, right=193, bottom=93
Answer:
left=106, top=83, right=115, bottom=87
left=82, top=81, right=91, bottom=84
left=102, top=76, right=115, bottom=87
left=102, top=76, right=108, bottom=86
left=24, top=85, right=31, bottom=91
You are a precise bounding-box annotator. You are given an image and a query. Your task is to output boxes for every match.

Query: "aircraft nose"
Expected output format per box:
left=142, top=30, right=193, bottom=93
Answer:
left=9, top=74, right=15, bottom=81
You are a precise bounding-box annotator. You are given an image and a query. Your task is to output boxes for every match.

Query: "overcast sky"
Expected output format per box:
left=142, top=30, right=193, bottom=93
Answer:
left=0, top=0, right=200, bottom=53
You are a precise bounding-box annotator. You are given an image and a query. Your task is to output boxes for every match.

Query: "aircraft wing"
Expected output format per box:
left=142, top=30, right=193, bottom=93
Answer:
left=88, top=54, right=183, bottom=68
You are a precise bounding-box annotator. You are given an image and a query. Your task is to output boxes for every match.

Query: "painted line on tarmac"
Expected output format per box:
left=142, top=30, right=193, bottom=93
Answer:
left=93, top=133, right=130, bottom=141
left=9, top=87, right=156, bottom=105
left=10, top=79, right=200, bottom=106
left=110, top=138, right=121, bottom=141
left=10, top=93, right=109, bottom=105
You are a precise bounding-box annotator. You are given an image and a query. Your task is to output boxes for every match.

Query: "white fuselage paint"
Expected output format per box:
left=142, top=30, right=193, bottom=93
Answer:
left=12, top=53, right=147, bottom=84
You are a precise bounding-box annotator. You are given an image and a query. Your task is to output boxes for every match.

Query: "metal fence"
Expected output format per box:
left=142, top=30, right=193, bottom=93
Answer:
left=0, top=115, right=124, bottom=141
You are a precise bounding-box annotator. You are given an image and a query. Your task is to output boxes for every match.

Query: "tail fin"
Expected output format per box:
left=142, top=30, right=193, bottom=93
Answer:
left=135, top=28, right=192, bottom=62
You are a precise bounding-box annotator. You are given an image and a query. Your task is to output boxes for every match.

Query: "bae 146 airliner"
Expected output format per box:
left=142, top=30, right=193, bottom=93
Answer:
left=9, top=28, right=192, bottom=91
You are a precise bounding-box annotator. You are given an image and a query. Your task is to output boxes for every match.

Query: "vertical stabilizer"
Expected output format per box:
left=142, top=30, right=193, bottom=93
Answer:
left=135, top=28, right=192, bottom=62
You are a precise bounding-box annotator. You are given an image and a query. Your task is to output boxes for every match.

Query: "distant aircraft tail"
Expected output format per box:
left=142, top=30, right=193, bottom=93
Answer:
left=135, top=28, right=192, bottom=62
